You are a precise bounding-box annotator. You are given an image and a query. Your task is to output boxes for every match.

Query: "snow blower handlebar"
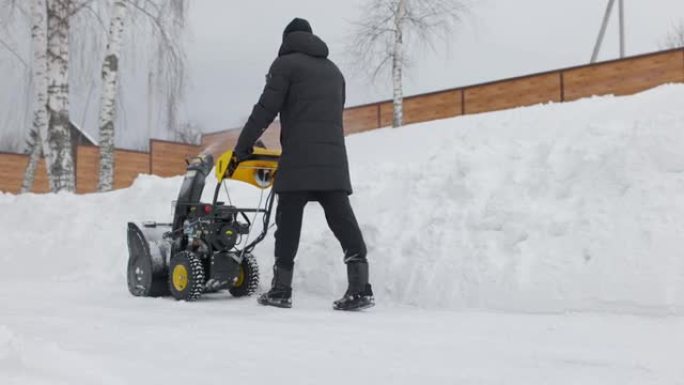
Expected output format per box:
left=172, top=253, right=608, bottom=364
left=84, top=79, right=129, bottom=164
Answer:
left=215, top=148, right=281, bottom=187
left=172, top=148, right=281, bottom=233
left=213, top=148, right=281, bottom=254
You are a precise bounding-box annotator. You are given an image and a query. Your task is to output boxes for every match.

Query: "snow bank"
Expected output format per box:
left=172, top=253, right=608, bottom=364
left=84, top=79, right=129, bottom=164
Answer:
left=2, top=84, right=684, bottom=314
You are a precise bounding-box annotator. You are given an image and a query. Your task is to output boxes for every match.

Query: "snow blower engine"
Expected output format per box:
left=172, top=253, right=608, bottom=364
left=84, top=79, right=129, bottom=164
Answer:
left=126, top=148, right=280, bottom=301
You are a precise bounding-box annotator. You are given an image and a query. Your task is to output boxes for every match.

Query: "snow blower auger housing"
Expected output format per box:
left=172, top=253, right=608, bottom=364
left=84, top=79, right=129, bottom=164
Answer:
left=126, top=148, right=280, bottom=301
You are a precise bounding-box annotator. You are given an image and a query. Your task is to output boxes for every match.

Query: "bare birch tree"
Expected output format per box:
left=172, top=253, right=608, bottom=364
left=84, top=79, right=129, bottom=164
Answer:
left=20, top=0, right=49, bottom=193
left=46, top=0, right=75, bottom=192
left=349, top=0, right=467, bottom=127
left=5, top=0, right=187, bottom=193
left=17, top=0, right=107, bottom=192
left=95, top=0, right=186, bottom=190
left=97, top=0, right=127, bottom=192
left=662, top=20, right=684, bottom=49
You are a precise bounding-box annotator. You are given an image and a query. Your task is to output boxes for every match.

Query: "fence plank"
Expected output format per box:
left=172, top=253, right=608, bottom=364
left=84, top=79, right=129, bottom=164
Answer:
left=114, top=150, right=150, bottom=190
left=0, top=153, right=29, bottom=193
left=380, top=89, right=463, bottom=127
left=76, top=146, right=98, bottom=193
left=464, top=72, right=562, bottom=114
left=150, top=140, right=201, bottom=177
left=76, top=146, right=151, bottom=193
left=0, top=153, right=50, bottom=194
left=343, top=105, right=379, bottom=134
left=563, top=50, right=684, bottom=101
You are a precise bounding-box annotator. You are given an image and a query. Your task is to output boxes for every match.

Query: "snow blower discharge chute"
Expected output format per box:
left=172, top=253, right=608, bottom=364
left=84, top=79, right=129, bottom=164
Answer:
left=126, top=148, right=280, bottom=301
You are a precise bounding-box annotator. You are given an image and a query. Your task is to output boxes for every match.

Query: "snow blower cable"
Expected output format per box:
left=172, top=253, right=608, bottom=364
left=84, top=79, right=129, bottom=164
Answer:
left=238, top=188, right=265, bottom=259
left=223, top=182, right=233, bottom=206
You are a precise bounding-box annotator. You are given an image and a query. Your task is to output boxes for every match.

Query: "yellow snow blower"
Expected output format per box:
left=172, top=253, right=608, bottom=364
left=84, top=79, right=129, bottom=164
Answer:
left=126, top=148, right=280, bottom=301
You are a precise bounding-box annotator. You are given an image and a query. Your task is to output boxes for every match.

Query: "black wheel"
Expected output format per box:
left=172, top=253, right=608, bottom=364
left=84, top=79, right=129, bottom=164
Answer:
left=169, top=251, right=205, bottom=301
left=127, top=223, right=169, bottom=297
left=229, top=254, right=259, bottom=297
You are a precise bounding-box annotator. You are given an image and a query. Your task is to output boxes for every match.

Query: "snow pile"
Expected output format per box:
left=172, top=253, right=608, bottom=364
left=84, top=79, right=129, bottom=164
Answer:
left=2, top=84, right=684, bottom=314
left=339, top=84, right=684, bottom=314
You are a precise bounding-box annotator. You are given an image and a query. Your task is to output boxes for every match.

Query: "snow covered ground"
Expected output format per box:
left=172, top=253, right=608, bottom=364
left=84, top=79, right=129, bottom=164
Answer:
left=1, top=85, right=684, bottom=384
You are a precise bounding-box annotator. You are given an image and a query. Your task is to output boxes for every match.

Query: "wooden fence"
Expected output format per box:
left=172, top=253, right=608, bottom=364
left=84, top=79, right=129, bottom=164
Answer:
left=0, top=140, right=200, bottom=194
left=75, top=146, right=151, bottom=193
left=1, top=48, right=682, bottom=194
left=339, top=48, right=684, bottom=131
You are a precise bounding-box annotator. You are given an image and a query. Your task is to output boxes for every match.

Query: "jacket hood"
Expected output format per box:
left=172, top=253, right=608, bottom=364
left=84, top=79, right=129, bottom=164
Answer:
left=278, top=31, right=329, bottom=58
left=283, top=18, right=312, bottom=39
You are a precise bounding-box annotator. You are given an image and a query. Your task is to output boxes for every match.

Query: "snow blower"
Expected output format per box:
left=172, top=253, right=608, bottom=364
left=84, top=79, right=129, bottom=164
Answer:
left=126, top=148, right=280, bottom=301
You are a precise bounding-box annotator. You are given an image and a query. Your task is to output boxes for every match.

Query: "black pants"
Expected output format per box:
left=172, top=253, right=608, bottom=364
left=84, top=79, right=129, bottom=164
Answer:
left=274, top=191, right=367, bottom=270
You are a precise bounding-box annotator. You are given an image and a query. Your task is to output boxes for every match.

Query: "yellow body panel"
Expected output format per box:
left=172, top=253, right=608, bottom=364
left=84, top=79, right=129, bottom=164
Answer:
left=215, top=148, right=281, bottom=189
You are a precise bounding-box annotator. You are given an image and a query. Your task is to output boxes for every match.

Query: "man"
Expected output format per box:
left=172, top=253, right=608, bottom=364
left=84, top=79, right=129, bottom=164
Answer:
left=233, top=18, right=374, bottom=311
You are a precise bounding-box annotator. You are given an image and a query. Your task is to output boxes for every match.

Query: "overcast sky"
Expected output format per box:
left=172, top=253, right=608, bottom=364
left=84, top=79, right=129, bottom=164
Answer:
left=0, top=0, right=682, bottom=151
left=182, top=0, right=684, bottom=134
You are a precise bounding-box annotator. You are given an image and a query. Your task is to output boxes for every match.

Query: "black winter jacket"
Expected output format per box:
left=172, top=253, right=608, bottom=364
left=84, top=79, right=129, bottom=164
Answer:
left=234, top=31, right=352, bottom=194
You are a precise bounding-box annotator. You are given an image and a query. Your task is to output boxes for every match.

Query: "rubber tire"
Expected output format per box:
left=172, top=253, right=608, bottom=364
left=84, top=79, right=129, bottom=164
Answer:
left=169, top=251, right=205, bottom=301
left=229, top=254, right=259, bottom=297
left=127, top=225, right=169, bottom=297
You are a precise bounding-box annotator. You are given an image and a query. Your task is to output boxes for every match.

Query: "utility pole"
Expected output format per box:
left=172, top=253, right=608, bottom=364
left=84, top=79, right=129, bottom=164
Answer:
left=591, top=0, right=616, bottom=63
left=619, top=0, right=625, bottom=58
left=591, top=0, right=626, bottom=63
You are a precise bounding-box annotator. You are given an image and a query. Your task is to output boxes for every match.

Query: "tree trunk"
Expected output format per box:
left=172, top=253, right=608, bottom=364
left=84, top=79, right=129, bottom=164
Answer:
left=97, top=0, right=127, bottom=192
left=391, top=0, right=406, bottom=128
left=21, top=0, right=50, bottom=193
left=20, top=130, right=43, bottom=193
left=46, top=0, right=75, bottom=192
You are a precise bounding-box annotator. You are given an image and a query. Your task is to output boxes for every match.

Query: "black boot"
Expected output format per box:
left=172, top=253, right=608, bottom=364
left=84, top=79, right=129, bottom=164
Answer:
left=258, top=265, right=293, bottom=308
left=333, top=262, right=374, bottom=311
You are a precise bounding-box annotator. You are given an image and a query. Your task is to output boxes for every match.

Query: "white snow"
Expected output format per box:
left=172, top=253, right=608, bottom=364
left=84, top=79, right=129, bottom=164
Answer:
left=1, top=84, right=684, bottom=384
